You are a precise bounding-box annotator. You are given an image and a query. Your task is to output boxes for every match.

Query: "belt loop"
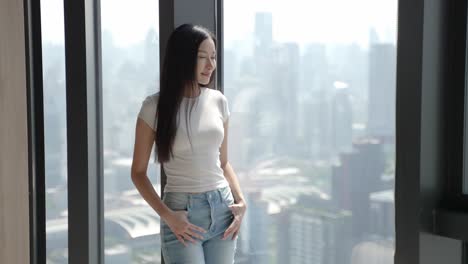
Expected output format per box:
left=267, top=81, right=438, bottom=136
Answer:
left=187, top=195, right=192, bottom=211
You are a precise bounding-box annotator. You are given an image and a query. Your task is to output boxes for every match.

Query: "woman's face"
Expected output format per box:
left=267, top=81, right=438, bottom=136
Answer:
left=196, top=38, right=216, bottom=85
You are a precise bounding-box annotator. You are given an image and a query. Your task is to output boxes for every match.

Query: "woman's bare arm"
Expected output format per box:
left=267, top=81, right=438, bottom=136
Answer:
left=130, top=117, right=171, bottom=220
left=219, top=118, right=247, bottom=240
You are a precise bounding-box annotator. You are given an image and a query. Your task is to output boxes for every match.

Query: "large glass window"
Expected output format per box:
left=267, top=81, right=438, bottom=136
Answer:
left=223, top=1, right=397, bottom=263
left=41, top=0, right=69, bottom=263
left=100, top=1, right=161, bottom=263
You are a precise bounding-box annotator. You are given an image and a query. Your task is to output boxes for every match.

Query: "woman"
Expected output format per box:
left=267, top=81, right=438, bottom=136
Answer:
left=131, top=24, right=247, bottom=264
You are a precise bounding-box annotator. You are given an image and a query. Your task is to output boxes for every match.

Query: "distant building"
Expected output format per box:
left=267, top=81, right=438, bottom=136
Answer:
left=331, top=82, right=353, bottom=154
left=238, top=190, right=271, bottom=264
left=269, top=43, right=300, bottom=156
left=367, top=43, right=396, bottom=142
left=332, top=138, right=386, bottom=242
left=369, top=189, right=394, bottom=239
left=277, top=194, right=352, bottom=264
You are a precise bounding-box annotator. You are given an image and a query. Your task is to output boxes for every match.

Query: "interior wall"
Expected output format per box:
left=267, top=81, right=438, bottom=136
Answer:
left=0, top=0, right=30, bottom=263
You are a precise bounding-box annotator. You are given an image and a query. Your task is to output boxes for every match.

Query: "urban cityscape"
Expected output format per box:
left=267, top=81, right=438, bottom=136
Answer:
left=42, top=3, right=396, bottom=263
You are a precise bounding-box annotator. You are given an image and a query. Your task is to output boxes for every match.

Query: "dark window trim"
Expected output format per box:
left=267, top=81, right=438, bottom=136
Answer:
left=434, top=0, right=468, bottom=220
left=63, top=0, right=104, bottom=262
left=434, top=210, right=468, bottom=240
left=24, top=0, right=46, bottom=263
left=432, top=0, right=468, bottom=258
left=158, top=2, right=174, bottom=262
left=443, top=0, right=468, bottom=208
left=216, top=0, right=224, bottom=93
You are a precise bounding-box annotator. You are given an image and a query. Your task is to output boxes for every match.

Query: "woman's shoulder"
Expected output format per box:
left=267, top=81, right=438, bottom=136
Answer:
left=146, top=91, right=160, bottom=102
left=139, top=91, right=160, bottom=115
left=204, top=87, right=227, bottom=101
left=204, top=88, right=230, bottom=121
left=141, top=91, right=160, bottom=108
left=138, top=91, right=160, bottom=131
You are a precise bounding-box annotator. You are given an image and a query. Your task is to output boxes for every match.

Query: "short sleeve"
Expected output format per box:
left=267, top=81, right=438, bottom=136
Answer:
left=138, top=94, right=158, bottom=131
left=221, top=94, right=230, bottom=122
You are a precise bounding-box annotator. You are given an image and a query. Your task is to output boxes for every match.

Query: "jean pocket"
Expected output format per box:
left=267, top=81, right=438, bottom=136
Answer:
left=163, top=193, right=189, bottom=211
left=220, top=187, right=235, bottom=207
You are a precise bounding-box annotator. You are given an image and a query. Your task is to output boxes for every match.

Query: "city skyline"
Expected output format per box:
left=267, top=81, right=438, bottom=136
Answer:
left=40, top=1, right=397, bottom=262
left=41, top=0, right=397, bottom=49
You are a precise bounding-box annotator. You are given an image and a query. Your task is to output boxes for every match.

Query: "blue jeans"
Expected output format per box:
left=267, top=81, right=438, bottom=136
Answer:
left=161, top=185, right=237, bottom=264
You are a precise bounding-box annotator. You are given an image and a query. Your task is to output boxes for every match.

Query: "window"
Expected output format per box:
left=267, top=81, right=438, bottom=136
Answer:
left=223, top=0, right=397, bottom=263
left=100, top=0, right=161, bottom=263
left=41, top=0, right=69, bottom=262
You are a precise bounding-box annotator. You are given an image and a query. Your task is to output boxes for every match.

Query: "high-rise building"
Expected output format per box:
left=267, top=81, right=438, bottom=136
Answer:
left=254, top=12, right=273, bottom=60
left=369, top=189, right=394, bottom=239
left=278, top=194, right=352, bottom=264
left=367, top=43, right=396, bottom=141
left=331, top=83, right=353, bottom=154
left=254, top=12, right=273, bottom=80
left=300, top=43, right=329, bottom=93
left=332, top=138, right=386, bottom=242
left=237, top=190, right=270, bottom=264
left=269, top=43, right=300, bottom=156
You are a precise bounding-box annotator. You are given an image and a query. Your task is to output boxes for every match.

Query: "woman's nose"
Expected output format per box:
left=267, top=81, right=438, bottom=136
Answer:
left=207, top=59, right=215, bottom=69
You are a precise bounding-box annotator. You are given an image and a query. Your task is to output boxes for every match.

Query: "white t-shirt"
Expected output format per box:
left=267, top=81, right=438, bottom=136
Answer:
left=137, top=87, right=231, bottom=193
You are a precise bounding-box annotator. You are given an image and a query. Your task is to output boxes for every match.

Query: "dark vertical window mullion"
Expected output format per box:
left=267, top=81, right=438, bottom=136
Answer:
left=395, top=0, right=424, bottom=262
left=63, top=0, right=104, bottom=263
left=462, top=0, right=468, bottom=195
left=24, top=0, right=46, bottom=263
left=216, top=0, right=224, bottom=93
left=158, top=0, right=174, bottom=202
left=158, top=1, right=175, bottom=263
left=94, top=0, right=105, bottom=262
left=445, top=0, right=467, bottom=204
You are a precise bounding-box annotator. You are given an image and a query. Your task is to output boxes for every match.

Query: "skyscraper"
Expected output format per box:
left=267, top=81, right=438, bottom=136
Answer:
left=279, top=194, right=352, bottom=264
left=332, top=138, right=386, bottom=242
left=254, top=12, right=273, bottom=60
left=269, top=43, right=300, bottom=156
left=367, top=43, right=396, bottom=141
left=331, top=82, right=353, bottom=154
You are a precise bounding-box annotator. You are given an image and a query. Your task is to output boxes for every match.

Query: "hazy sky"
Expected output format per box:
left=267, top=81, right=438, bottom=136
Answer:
left=41, top=0, right=397, bottom=48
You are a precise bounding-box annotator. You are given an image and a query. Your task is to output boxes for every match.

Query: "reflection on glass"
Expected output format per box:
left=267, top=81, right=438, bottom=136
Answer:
left=100, top=0, right=161, bottom=263
left=224, top=1, right=397, bottom=263
left=41, top=0, right=69, bottom=263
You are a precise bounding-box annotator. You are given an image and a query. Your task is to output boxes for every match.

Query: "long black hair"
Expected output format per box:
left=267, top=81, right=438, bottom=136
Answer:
left=155, top=24, right=216, bottom=163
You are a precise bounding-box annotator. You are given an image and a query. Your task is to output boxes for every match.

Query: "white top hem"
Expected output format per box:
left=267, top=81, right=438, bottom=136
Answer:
left=163, top=179, right=229, bottom=193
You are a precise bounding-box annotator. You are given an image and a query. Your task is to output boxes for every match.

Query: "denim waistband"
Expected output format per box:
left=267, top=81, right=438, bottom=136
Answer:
left=163, top=185, right=231, bottom=207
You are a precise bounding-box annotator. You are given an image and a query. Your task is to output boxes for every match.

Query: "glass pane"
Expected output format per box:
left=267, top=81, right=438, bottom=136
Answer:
left=100, top=1, right=161, bottom=263
left=41, top=0, right=69, bottom=263
left=224, top=1, right=397, bottom=263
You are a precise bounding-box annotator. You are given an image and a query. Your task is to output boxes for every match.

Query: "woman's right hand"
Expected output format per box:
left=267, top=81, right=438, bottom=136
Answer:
left=163, top=209, right=207, bottom=247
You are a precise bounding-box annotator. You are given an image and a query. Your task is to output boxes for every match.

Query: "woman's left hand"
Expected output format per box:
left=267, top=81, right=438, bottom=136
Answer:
left=222, top=201, right=247, bottom=240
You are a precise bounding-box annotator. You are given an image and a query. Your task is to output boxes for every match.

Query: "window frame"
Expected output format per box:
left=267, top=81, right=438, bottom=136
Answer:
left=24, top=0, right=46, bottom=263
left=63, top=0, right=105, bottom=262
